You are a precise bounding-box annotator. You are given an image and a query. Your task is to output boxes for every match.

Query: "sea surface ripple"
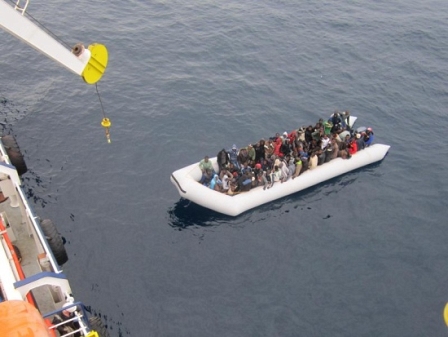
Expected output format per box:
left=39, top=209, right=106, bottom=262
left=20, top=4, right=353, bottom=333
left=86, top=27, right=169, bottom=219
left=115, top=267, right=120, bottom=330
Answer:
left=1, top=1, right=448, bottom=336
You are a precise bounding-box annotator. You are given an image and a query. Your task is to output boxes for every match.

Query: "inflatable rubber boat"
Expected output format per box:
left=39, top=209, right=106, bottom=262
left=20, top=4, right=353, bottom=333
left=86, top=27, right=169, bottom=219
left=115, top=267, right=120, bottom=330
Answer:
left=171, top=118, right=390, bottom=216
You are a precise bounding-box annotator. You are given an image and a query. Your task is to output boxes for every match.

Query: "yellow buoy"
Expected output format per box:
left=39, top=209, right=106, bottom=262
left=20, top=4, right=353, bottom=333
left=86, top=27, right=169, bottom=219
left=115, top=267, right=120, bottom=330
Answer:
left=101, top=118, right=112, bottom=143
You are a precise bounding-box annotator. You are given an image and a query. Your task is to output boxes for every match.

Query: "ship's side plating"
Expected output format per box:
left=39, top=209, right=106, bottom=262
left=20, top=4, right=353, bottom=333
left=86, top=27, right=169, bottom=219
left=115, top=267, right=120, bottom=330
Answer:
left=0, top=135, right=108, bottom=336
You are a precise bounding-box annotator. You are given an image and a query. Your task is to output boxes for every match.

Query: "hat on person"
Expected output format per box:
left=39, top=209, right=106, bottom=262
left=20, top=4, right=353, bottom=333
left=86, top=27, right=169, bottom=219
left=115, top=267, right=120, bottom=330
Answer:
left=62, top=302, right=76, bottom=313
left=283, top=131, right=288, bottom=137
left=232, top=144, right=237, bottom=150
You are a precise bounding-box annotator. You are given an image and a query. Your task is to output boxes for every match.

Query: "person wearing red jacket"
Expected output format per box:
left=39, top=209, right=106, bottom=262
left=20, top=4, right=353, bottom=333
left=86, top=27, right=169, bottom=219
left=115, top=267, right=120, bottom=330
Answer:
left=273, top=137, right=283, bottom=158
left=347, top=138, right=358, bottom=155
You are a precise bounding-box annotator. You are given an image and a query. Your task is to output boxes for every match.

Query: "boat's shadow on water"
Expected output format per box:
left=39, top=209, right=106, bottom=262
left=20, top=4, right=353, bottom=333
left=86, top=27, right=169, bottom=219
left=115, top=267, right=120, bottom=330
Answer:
left=167, top=198, right=234, bottom=229
left=168, top=161, right=387, bottom=228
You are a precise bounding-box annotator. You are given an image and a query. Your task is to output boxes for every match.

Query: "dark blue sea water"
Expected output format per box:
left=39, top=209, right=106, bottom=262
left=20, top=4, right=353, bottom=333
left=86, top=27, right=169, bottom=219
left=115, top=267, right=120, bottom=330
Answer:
left=2, top=1, right=448, bottom=336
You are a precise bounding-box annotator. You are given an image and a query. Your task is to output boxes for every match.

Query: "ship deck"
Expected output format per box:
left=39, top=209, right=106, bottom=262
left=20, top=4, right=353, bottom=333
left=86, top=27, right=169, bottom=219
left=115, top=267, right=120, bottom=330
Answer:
left=0, top=196, right=61, bottom=314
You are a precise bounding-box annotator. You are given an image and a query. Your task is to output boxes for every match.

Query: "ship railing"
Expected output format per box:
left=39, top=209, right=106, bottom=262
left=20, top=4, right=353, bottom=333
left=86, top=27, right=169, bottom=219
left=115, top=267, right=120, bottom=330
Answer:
left=43, top=301, right=92, bottom=337
left=14, top=0, right=30, bottom=15
left=0, top=141, right=62, bottom=274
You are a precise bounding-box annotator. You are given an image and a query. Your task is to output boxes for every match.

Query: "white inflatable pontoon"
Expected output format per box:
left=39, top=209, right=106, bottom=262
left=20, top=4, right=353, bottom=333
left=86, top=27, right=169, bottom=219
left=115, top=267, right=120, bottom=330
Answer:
left=171, top=117, right=390, bottom=216
left=171, top=143, right=390, bottom=216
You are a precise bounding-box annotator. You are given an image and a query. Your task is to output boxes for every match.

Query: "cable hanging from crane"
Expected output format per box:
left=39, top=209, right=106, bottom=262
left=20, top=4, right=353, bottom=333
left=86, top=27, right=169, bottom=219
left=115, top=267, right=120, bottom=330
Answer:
left=4, top=0, right=112, bottom=143
left=95, top=84, right=111, bottom=143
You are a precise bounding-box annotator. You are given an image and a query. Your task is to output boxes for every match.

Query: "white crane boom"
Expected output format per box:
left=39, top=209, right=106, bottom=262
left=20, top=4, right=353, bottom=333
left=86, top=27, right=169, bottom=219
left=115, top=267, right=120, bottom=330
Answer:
left=0, top=0, right=108, bottom=84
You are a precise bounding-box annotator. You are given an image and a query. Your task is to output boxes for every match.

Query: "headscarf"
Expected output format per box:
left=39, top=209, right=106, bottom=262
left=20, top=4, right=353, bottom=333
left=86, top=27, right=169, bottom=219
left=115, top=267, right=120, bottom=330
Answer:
left=209, top=174, right=221, bottom=190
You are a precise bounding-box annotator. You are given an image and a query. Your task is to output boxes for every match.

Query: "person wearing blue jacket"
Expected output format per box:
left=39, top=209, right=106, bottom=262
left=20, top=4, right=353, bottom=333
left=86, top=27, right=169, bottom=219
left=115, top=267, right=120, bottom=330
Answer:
left=228, top=144, right=240, bottom=169
left=364, top=128, right=375, bottom=147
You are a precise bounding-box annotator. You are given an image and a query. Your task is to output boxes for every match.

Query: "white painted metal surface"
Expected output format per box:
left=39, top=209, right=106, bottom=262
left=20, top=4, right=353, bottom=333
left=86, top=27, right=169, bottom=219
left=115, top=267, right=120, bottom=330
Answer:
left=0, top=1, right=89, bottom=75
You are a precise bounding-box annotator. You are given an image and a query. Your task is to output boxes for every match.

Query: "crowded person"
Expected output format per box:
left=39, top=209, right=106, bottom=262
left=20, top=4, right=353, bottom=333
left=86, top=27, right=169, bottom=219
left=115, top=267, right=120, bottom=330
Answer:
left=196, top=111, right=375, bottom=194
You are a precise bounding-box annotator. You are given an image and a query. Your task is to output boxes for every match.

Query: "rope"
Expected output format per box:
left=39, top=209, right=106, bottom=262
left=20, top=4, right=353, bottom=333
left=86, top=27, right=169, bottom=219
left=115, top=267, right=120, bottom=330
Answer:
left=95, top=83, right=107, bottom=119
left=7, top=1, right=112, bottom=142
left=96, top=84, right=111, bottom=143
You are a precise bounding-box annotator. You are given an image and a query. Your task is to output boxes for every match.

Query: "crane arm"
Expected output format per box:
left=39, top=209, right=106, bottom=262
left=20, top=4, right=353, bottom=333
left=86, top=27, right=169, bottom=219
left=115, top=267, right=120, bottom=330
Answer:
left=0, top=1, right=107, bottom=84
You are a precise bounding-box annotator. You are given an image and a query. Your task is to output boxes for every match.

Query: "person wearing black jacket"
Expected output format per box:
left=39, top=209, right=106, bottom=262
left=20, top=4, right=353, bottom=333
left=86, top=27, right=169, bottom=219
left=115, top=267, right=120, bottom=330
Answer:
left=254, top=139, right=266, bottom=163
left=216, top=148, right=229, bottom=173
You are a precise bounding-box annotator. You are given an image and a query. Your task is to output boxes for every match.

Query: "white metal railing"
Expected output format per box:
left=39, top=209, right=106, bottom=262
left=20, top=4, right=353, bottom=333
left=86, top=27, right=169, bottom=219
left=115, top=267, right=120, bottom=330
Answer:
left=14, top=0, right=30, bottom=15
left=45, top=304, right=91, bottom=337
